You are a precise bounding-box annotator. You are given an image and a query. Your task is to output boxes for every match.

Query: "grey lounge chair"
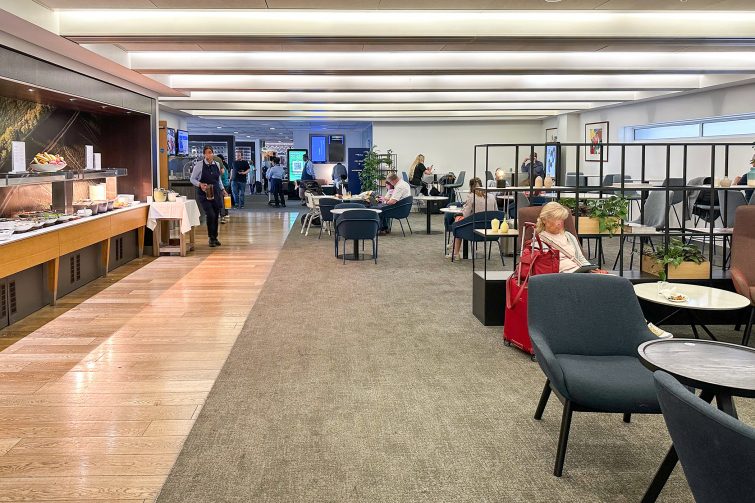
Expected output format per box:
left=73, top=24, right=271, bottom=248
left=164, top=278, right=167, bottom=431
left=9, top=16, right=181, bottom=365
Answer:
left=654, top=370, right=755, bottom=503
left=528, top=274, right=661, bottom=476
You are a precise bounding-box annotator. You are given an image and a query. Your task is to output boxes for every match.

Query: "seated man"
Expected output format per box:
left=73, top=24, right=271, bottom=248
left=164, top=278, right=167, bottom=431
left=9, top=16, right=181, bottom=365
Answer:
left=378, top=173, right=411, bottom=234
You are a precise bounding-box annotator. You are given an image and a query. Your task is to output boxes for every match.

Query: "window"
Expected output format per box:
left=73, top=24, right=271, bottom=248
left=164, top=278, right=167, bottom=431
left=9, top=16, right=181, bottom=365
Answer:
left=633, top=123, right=700, bottom=141
left=702, top=117, right=755, bottom=137
left=632, top=114, right=755, bottom=141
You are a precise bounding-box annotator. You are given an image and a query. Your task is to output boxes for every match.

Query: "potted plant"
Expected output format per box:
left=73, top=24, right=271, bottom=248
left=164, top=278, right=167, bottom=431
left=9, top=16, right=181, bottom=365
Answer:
left=641, top=238, right=711, bottom=280
left=359, top=145, right=392, bottom=192
left=560, top=196, right=628, bottom=236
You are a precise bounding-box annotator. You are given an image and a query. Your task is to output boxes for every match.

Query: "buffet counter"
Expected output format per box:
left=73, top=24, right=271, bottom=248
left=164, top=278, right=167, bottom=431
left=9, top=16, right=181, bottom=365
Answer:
left=0, top=203, right=148, bottom=308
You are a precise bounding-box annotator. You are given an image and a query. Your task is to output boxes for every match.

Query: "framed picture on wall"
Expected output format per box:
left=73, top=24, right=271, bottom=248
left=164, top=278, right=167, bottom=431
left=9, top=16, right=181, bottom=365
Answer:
left=545, top=128, right=558, bottom=143
left=585, top=121, right=609, bottom=162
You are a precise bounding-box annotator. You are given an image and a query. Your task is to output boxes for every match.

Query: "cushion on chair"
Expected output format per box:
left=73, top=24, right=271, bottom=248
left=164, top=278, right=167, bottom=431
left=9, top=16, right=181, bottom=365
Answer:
left=557, top=355, right=661, bottom=413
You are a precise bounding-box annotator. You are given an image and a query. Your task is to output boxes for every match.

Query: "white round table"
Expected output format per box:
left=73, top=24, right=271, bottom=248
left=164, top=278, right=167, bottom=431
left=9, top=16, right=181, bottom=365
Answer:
left=414, top=195, right=449, bottom=234
left=330, top=208, right=381, bottom=215
left=634, top=282, right=750, bottom=341
left=439, top=207, right=462, bottom=214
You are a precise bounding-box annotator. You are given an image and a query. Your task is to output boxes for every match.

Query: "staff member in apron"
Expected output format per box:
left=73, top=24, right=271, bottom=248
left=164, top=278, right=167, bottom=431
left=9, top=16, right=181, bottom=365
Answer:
left=190, top=145, right=226, bottom=247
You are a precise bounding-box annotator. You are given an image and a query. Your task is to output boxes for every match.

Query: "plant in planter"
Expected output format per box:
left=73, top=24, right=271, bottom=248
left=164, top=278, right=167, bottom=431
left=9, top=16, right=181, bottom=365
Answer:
left=560, top=196, right=628, bottom=236
left=642, top=238, right=708, bottom=280
left=359, top=145, right=392, bottom=192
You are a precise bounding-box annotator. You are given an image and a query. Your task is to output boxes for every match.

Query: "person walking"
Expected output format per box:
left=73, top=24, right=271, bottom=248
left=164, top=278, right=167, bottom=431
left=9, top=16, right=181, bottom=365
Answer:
left=190, top=145, right=226, bottom=247
left=267, top=158, right=286, bottom=207
left=231, top=151, right=251, bottom=209
left=261, top=157, right=270, bottom=194
left=299, top=154, right=316, bottom=204
left=217, top=154, right=231, bottom=224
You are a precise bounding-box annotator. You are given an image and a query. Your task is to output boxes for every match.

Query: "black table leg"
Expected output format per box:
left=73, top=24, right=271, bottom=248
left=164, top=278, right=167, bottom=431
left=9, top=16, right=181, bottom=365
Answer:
left=353, top=240, right=359, bottom=260
left=688, top=310, right=718, bottom=341
left=641, top=389, right=716, bottom=503
left=462, top=240, right=469, bottom=259
left=426, top=203, right=432, bottom=234
left=716, top=393, right=738, bottom=418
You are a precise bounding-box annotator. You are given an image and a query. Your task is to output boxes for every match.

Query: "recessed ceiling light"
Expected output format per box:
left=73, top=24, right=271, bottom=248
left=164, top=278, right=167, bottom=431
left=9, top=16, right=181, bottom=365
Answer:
left=27, top=88, right=34, bottom=92
left=216, top=126, right=222, bottom=129
left=270, top=127, right=275, bottom=130
left=246, top=135, right=251, bottom=138
left=234, top=131, right=239, bottom=134
left=101, top=106, right=107, bottom=109
left=69, top=98, right=76, bottom=101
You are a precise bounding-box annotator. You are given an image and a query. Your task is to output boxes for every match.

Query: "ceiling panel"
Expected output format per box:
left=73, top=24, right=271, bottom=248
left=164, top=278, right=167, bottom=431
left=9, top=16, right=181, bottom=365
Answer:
left=36, top=0, right=755, bottom=9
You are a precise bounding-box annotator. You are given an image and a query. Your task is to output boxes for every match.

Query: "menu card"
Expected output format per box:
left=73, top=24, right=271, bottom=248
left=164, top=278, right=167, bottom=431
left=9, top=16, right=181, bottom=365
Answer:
left=94, top=153, right=101, bottom=171
left=11, top=142, right=26, bottom=173
left=85, top=145, right=94, bottom=170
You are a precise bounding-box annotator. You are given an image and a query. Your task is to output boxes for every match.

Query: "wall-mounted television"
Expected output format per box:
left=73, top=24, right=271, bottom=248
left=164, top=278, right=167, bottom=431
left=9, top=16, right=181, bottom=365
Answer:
left=177, top=130, right=189, bottom=155
left=545, top=143, right=559, bottom=179
left=166, top=127, right=176, bottom=156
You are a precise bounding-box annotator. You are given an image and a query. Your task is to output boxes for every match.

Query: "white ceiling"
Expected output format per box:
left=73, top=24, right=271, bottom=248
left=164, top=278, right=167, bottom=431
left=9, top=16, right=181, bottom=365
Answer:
left=12, top=5, right=755, bottom=124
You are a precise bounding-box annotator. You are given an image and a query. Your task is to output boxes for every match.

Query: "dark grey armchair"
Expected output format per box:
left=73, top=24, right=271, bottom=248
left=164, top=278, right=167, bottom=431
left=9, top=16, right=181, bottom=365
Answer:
left=528, top=274, right=661, bottom=476
left=654, top=371, right=755, bottom=503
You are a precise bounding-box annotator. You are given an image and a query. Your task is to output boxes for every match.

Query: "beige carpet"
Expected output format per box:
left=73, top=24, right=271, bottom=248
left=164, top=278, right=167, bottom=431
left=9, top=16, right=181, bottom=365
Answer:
left=157, top=210, right=752, bottom=503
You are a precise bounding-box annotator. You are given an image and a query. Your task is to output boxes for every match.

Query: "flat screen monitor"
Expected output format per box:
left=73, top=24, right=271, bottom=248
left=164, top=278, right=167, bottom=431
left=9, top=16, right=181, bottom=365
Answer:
left=166, top=128, right=176, bottom=156
left=310, top=135, right=327, bottom=163
left=287, top=149, right=308, bottom=182
left=545, top=143, right=559, bottom=179
left=177, top=130, right=189, bottom=155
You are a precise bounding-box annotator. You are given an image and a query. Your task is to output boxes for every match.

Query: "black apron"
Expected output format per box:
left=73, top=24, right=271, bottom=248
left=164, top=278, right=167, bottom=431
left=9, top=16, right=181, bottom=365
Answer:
left=196, top=161, right=223, bottom=211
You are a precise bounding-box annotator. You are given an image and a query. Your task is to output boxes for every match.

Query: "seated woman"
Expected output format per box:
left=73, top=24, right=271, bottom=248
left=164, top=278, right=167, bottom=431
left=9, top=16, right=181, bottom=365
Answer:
left=535, top=202, right=592, bottom=273
left=446, top=177, right=497, bottom=259
left=409, top=154, right=433, bottom=195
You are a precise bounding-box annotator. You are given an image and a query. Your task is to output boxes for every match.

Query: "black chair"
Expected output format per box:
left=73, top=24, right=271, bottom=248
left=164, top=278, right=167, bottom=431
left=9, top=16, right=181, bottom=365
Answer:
left=654, top=370, right=755, bottom=503
left=444, top=171, right=466, bottom=202
left=528, top=274, right=661, bottom=476
left=334, top=209, right=380, bottom=264
left=444, top=202, right=463, bottom=254
left=381, top=196, right=414, bottom=236
left=333, top=202, right=366, bottom=227
left=451, top=210, right=506, bottom=264
left=318, top=197, right=341, bottom=239
left=692, top=177, right=721, bottom=225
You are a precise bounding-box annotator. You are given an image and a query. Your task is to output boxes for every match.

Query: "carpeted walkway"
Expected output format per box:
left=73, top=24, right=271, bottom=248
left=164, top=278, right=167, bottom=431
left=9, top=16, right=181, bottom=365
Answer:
left=157, top=210, right=752, bottom=503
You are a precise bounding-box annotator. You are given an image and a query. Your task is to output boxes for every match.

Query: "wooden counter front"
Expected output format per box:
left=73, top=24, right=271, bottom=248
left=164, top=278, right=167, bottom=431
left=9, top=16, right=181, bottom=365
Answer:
left=0, top=204, right=148, bottom=305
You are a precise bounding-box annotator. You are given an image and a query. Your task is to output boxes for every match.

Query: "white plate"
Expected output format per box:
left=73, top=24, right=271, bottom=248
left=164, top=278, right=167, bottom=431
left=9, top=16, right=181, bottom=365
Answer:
left=667, top=295, right=689, bottom=303
left=29, top=162, right=67, bottom=173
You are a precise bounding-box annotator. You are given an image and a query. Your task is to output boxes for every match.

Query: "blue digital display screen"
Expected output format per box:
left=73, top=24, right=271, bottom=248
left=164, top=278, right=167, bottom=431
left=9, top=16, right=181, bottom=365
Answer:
left=310, top=135, right=327, bottom=163
left=545, top=144, right=558, bottom=178
left=177, top=130, right=189, bottom=155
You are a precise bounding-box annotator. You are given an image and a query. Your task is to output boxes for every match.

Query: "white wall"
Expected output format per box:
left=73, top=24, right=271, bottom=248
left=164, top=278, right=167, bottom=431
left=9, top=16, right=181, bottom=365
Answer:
left=372, top=120, right=543, bottom=179
left=158, top=109, right=188, bottom=131
left=549, top=83, right=755, bottom=182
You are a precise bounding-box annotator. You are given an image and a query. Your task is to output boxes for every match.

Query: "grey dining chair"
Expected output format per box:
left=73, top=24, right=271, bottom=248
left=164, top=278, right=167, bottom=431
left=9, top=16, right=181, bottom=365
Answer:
left=444, top=171, right=466, bottom=202
left=528, top=274, right=661, bottom=477
left=661, top=177, right=686, bottom=225
left=613, top=190, right=671, bottom=270
left=654, top=370, right=755, bottom=503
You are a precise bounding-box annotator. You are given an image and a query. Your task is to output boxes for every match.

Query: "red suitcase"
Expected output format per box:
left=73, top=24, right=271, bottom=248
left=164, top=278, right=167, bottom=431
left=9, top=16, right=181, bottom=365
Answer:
left=503, top=226, right=559, bottom=358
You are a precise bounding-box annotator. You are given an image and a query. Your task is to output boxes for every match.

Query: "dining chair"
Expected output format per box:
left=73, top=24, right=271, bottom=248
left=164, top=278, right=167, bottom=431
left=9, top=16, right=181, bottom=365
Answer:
left=528, top=274, right=661, bottom=476
left=381, top=196, right=414, bottom=236
left=731, top=206, right=755, bottom=346
left=334, top=209, right=380, bottom=264
left=654, top=370, right=755, bottom=503
left=451, top=210, right=506, bottom=264
left=692, top=177, right=720, bottom=225
left=613, top=190, right=672, bottom=270
left=317, top=197, right=341, bottom=239
left=300, top=192, right=321, bottom=236
left=444, top=171, right=466, bottom=202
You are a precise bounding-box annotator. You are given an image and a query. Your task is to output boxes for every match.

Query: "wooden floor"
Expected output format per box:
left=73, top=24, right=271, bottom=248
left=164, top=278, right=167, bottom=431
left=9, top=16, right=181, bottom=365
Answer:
left=0, top=208, right=294, bottom=502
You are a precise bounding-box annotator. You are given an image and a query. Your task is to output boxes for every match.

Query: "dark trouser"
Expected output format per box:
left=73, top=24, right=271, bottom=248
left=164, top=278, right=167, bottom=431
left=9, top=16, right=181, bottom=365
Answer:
left=232, top=180, right=246, bottom=207
left=271, top=178, right=285, bottom=206
left=198, top=195, right=221, bottom=240
left=263, top=177, right=269, bottom=193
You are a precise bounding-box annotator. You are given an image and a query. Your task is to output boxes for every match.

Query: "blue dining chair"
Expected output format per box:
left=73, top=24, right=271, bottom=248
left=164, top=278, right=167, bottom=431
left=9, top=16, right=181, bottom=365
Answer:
left=450, top=210, right=506, bottom=264
left=318, top=197, right=341, bottom=239
left=380, top=196, right=414, bottom=236
left=334, top=209, right=380, bottom=264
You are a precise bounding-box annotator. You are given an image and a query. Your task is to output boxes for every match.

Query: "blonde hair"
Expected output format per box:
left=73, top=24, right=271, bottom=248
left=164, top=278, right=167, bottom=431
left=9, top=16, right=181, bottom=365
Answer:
left=409, top=154, right=425, bottom=171
left=536, top=202, right=570, bottom=233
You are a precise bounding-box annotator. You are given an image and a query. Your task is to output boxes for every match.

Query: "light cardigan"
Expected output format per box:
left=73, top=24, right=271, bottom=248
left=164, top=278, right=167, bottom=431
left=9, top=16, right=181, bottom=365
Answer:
left=537, top=231, right=591, bottom=273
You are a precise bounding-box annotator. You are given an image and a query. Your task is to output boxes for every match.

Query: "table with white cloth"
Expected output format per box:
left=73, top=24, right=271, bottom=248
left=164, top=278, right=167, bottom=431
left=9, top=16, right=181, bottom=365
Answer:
left=147, top=200, right=201, bottom=256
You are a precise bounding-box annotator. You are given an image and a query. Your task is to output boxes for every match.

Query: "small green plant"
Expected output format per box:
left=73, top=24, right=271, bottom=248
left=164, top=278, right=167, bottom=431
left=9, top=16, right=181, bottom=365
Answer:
left=359, top=145, right=392, bottom=192
left=644, top=238, right=706, bottom=280
left=586, top=196, right=629, bottom=235
left=560, top=196, right=628, bottom=236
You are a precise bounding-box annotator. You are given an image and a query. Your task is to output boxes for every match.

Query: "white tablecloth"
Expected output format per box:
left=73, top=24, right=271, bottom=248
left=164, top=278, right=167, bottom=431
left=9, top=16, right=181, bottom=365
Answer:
left=147, top=200, right=201, bottom=234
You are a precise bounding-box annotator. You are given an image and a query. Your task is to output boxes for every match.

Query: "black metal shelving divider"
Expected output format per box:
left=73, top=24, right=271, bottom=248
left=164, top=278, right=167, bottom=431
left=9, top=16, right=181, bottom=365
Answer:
left=472, top=141, right=753, bottom=287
